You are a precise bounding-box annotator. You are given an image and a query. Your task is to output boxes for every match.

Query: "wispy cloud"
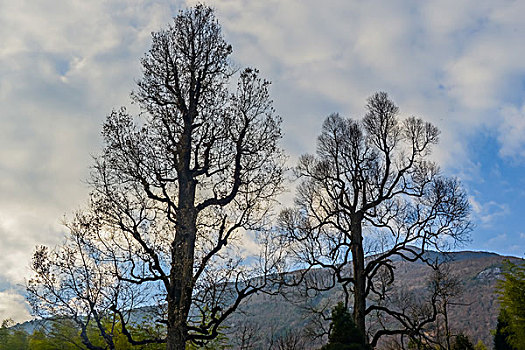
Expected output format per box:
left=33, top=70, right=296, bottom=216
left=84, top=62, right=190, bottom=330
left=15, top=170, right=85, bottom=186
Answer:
left=469, top=196, right=509, bottom=227
left=0, top=0, right=185, bottom=321
left=484, top=233, right=508, bottom=248
left=198, top=0, right=525, bottom=169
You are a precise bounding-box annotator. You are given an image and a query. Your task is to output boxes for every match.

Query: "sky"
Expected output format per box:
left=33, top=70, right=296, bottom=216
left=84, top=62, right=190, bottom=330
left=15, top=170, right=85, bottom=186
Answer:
left=1, top=0, right=525, bottom=323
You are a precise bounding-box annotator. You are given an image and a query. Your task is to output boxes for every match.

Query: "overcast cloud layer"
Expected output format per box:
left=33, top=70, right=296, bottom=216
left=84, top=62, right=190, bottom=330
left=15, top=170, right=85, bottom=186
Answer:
left=1, top=0, right=524, bottom=322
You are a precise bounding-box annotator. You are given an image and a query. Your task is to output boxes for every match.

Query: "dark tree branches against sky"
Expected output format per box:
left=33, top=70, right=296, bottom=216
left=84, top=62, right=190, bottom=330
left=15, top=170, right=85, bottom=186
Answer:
left=278, top=92, right=471, bottom=347
left=28, top=5, right=286, bottom=350
left=2, top=0, right=525, bottom=324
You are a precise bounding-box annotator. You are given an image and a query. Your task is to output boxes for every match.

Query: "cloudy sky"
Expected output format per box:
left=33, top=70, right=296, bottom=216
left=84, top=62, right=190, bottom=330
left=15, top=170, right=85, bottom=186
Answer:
left=1, top=0, right=525, bottom=322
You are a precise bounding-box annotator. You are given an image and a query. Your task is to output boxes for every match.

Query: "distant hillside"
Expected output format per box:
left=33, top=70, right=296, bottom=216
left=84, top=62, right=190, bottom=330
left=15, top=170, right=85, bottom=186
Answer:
left=224, top=249, right=522, bottom=349
left=14, top=249, right=522, bottom=349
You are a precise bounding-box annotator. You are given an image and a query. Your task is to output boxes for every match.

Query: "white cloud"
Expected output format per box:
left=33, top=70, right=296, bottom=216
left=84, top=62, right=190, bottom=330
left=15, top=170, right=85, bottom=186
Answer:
left=499, top=103, right=525, bottom=159
left=469, top=196, right=509, bottom=227
left=485, top=233, right=508, bottom=247
left=0, top=291, right=30, bottom=323
left=197, top=0, right=525, bottom=169
left=0, top=0, right=185, bottom=321
left=1, top=0, right=525, bottom=322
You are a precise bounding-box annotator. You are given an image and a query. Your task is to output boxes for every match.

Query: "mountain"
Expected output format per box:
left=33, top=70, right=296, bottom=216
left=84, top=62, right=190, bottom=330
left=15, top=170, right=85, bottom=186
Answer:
left=223, top=249, right=521, bottom=349
left=13, top=249, right=522, bottom=349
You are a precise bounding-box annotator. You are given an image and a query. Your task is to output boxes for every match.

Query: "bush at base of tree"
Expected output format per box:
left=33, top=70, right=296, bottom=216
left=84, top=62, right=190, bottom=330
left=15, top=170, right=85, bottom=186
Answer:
left=320, top=302, right=369, bottom=350
left=407, top=338, right=434, bottom=350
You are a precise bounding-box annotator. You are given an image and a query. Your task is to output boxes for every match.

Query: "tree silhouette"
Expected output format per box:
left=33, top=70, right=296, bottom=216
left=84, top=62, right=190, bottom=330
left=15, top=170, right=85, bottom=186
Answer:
left=28, top=5, right=285, bottom=350
left=279, top=92, right=471, bottom=347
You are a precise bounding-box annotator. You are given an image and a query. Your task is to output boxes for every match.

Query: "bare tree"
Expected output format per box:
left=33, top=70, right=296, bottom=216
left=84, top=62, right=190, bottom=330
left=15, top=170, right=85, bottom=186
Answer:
left=27, top=212, right=165, bottom=350
left=425, top=264, right=464, bottom=350
left=279, top=92, right=470, bottom=348
left=272, top=330, right=307, bottom=350
left=373, top=261, right=465, bottom=350
left=29, top=5, right=285, bottom=350
left=232, top=321, right=262, bottom=350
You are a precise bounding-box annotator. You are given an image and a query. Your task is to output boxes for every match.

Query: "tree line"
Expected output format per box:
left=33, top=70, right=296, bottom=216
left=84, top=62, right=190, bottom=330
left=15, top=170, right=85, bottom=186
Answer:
left=15, top=3, right=522, bottom=350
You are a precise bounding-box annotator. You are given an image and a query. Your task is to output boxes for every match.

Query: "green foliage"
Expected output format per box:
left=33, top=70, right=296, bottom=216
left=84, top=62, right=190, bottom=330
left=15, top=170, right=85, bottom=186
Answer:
left=320, top=302, right=369, bottom=350
left=28, top=327, right=81, bottom=350
left=2, top=330, right=28, bottom=349
left=0, top=318, right=83, bottom=350
left=494, top=310, right=516, bottom=350
left=186, top=334, right=230, bottom=350
left=473, top=340, right=488, bottom=350
left=0, top=318, right=166, bottom=350
left=44, top=319, right=84, bottom=349
left=496, top=260, right=525, bottom=349
left=85, top=317, right=166, bottom=350
left=186, top=308, right=230, bottom=350
left=0, top=320, right=11, bottom=346
left=451, top=333, right=474, bottom=350
left=0, top=319, right=28, bottom=350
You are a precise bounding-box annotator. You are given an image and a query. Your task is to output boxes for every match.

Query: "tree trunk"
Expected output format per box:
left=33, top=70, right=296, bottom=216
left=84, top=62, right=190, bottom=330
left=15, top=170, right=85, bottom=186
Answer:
left=166, top=308, right=187, bottom=350
left=444, top=301, right=451, bottom=350
left=166, top=116, right=198, bottom=349
left=166, top=203, right=197, bottom=350
left=351, top=218, right=367, bottom=341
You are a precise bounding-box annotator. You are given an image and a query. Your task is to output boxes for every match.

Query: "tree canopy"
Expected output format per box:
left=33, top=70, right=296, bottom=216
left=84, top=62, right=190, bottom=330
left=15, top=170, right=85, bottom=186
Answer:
left=279, top=92, right=471, bottom=347
left=27, top=5, right=285, bottom=350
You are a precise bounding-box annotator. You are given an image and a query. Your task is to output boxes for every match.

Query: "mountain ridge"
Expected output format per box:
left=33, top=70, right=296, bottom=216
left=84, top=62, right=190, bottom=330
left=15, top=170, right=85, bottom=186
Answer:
left=13, top=249, right=524, bottom=348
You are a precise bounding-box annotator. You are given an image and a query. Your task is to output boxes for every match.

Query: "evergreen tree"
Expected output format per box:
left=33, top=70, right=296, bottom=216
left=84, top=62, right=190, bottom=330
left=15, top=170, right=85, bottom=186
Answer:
left=321, top=302, right=369, bottom=350
left=496, top=260, right=525, bottom=349
left=494, top=310, right=516, bottom=350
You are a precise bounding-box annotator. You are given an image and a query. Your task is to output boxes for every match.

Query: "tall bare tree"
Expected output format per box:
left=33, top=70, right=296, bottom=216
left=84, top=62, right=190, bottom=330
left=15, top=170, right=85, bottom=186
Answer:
left=279, top=92, right=470, bottom=348
left=29, top=5, right=285, bottom=350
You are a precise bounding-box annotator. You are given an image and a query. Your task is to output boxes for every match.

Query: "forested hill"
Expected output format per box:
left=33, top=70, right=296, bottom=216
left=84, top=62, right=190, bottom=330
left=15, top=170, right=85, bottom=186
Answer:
left=12, top=249, right=522, bottom=349
left=223, top=249, right=520, bottom=348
